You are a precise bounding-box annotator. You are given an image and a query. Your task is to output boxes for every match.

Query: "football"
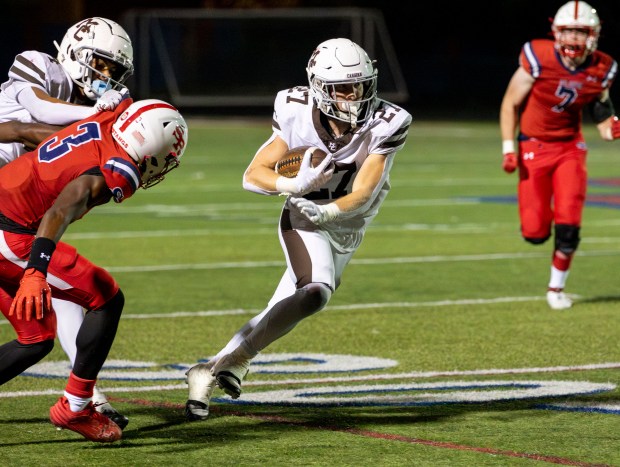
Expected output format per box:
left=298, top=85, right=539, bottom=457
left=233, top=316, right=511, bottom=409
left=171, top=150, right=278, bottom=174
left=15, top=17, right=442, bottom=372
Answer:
left=275, top=146, right=329, bottom=178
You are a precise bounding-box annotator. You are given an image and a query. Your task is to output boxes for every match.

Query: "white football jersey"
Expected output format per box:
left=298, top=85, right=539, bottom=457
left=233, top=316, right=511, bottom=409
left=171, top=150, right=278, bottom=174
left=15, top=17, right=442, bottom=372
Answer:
left=0, top=50, right=74, bottom=163
left=273, top=86, right=412, bottom=251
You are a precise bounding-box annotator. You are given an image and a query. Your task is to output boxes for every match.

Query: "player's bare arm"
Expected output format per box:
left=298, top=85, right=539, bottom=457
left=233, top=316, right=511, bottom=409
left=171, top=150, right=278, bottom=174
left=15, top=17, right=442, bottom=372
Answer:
left=8, top=174, right=111, bottom=322
left=243, top=135, right=289, bottom=191
left=333, top=153, right=386, bottom=213
left=500, top=67, right=534, bottom=141
left=0, top=121, right=62, bottom=149
left=36, top=175, right=112, bottom=243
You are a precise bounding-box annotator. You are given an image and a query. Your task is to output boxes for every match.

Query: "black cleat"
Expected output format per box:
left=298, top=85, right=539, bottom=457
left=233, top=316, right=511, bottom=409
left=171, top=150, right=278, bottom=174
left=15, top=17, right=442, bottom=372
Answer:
left=98, top=406, right=129, bottom=430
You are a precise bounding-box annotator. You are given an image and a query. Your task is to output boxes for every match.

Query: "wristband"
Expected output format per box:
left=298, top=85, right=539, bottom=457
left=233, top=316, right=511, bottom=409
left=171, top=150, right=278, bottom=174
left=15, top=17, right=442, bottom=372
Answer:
left=26, top=237, right=56, bottom=275
left=502, top=140, right=515, bottom=155
left=275, top=176, right=298, bottom=195
left=322, top=203, right=342, bottom=222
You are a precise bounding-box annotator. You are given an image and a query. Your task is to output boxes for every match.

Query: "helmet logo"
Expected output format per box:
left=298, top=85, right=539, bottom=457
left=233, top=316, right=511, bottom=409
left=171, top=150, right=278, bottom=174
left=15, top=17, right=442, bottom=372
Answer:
left=308, top=49, right=320, bottom=68
left=347, top=72, right=362, bottom=78
left=73, top=18, right=100, bottom=41
left=172, top=125, right=186, bottom=153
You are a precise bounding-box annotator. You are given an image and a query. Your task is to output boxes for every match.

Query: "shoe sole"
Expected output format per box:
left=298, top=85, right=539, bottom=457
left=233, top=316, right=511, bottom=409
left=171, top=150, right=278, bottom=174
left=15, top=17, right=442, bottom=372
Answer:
left=216, top=371, right=242, bottom=399
left=50, top=415, right=122, bottom=443
left=185, top=399, right=209, bottom=421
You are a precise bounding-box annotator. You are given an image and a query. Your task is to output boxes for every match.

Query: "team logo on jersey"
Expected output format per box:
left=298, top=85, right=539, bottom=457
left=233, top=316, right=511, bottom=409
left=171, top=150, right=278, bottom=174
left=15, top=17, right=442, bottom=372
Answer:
left=111, top=187, right=125, bottom=203
left=104, top=157, right=140, bottom=193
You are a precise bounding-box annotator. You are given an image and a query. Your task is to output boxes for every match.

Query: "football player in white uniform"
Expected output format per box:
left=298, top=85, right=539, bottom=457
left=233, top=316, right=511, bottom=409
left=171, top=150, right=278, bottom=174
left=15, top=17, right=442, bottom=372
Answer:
left=0, top=17, right=134, bottom=429
left=185, top=38, right=412, bottom=420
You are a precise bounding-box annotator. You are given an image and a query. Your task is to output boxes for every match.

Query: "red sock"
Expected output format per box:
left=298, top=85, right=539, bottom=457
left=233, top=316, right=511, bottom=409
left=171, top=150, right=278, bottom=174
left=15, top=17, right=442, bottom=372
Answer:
left=65, top=372, right=96, bottom=398
left=552, top=251, right=572, bottom=271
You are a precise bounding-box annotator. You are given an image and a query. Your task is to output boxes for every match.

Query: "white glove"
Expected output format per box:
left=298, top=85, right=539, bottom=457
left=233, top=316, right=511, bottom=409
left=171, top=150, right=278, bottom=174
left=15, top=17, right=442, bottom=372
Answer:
left=276, top=147, right=334, bottom=196
left=94, top=88, right=129, bottom=112
left=290, top=197, right=341, bottom=225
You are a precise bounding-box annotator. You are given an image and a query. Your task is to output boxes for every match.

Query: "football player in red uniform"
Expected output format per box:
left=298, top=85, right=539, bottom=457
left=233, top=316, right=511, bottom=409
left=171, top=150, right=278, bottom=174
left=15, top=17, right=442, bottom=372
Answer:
left=500, top=1, right=619, bottom=310
left=0, top=98, right=188, bottom=442
left=0, top=17, right=135, bottom=427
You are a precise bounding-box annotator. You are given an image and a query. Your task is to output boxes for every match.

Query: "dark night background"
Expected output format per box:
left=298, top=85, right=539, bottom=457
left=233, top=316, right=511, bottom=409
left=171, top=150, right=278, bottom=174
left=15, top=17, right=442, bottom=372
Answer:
left=3, top=0, right=620, bottom=120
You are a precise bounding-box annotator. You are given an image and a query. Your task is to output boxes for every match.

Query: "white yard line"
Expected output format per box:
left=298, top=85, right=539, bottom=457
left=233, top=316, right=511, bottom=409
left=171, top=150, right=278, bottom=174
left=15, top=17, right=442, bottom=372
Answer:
left=2, top=362, right=619, bottom=399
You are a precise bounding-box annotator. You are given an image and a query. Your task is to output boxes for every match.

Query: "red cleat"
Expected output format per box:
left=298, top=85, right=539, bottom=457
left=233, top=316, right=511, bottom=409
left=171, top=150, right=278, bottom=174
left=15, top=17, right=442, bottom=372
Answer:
left=49, top=396, right=122, bottom=443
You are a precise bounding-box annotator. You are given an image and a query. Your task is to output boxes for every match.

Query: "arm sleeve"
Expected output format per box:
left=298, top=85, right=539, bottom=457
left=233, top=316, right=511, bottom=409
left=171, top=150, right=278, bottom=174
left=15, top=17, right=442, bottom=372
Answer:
left=16, top=86, right=96, bottom=125
left=588, top=96, right=615, bottom=123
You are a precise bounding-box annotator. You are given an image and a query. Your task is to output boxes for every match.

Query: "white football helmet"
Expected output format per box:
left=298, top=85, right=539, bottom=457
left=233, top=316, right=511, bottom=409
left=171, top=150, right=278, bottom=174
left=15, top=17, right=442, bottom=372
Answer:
left=55, top=17, right=134, bottom=100
left=306, top=38, right=378, bottom=128
left=552, top=1, right=601, bottom=58
left=112, top=99, right=188, bottom=189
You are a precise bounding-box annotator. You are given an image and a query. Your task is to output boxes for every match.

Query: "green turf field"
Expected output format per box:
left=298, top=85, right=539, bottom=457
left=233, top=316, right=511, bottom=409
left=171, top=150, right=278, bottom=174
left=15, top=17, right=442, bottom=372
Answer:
left=1, top=119, right=619, bottom=466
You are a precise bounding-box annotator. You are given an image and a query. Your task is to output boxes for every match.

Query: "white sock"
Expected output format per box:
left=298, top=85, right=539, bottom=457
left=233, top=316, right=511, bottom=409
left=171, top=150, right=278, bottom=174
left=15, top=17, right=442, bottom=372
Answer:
left=548, top=266, right=569, bottom=290
left=64, top=391, right=91, bottom=412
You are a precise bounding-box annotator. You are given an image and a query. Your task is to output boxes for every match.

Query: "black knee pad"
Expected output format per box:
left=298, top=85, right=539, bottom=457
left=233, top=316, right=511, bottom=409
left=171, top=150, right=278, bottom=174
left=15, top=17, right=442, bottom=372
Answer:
left=554, top=224, right=580, bottom=255
left=524, top=235, right=550, bottom=245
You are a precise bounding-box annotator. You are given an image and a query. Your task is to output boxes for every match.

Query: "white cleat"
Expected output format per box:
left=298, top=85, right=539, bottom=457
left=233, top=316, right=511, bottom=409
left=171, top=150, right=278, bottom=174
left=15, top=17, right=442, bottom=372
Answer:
left=547, top=289, right=573, bottom=310
left=185, top=363, right=217, bottom=421
left=212, top=353, right=250, bottom=400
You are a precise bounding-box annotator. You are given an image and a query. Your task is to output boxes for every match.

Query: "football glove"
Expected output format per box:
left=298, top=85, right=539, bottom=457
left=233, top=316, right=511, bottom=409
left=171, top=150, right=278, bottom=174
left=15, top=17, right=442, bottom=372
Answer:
left=94, top=88, right=129, bottom=112
left=290, top=197, right=341, bottom=225
left=9, top=268, right=52, bottom=321
left=502, top=153, right=518, bottom=174
left=276, top=147, right=334, bottom=196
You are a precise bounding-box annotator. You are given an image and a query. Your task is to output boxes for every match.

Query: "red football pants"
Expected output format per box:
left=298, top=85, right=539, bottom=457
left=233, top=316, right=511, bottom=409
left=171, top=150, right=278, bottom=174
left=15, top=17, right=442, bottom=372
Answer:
left=0, top=231, right=119, bottom=344
left=517, top=138, right=587, bottom=240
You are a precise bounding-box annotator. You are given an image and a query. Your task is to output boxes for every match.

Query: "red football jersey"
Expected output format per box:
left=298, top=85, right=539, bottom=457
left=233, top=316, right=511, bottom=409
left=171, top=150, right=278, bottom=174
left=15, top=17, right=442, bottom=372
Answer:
left=518, top=39, right=617, bottom=141
left=0, top=99, right=140, bottom=231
